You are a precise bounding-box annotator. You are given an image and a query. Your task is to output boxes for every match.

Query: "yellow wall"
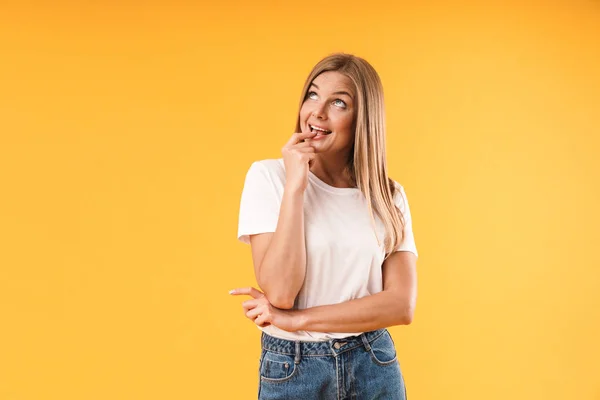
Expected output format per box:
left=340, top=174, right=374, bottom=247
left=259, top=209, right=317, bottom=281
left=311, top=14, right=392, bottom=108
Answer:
left=1, top=1, right=599, bottom=399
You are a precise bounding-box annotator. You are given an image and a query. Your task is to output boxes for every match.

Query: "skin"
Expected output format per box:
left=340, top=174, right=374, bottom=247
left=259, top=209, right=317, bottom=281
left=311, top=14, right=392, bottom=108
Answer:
left=301, top=70, right=357, bottom=188
left=247, top=71, right=357, bottom=308
left=250, top=130, right=317, bottom=309
left=230, top=251, right=417, bottom=333
left=230, top=71, right=418, bottom=333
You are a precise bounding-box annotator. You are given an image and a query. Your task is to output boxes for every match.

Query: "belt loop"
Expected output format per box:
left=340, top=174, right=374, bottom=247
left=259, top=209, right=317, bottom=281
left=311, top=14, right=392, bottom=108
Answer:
left=360, top=333, right=371, bottom=351
left=294, top=341, right=301, bottom=364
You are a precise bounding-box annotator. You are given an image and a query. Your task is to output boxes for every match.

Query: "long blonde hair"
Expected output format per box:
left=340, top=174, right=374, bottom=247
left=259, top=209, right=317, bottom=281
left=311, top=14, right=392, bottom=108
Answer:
left=295, top=53, right=406, bottom=259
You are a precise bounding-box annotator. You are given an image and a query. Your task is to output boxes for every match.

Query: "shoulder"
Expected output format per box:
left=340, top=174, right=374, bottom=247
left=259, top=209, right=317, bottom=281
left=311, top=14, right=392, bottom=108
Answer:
left=252, top=158, right=285, bottom=173
left=245, top=158, right=286, bottom=185
left=389, top=179, right=409, bottom=212
left=389, top=179, right=405, bottom=198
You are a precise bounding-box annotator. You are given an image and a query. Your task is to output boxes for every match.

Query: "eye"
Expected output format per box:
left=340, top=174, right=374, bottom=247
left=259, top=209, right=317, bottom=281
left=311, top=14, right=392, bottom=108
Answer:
left=333, top=99, right=346, bottom=108
left=305, top=91, right=347, bottom=109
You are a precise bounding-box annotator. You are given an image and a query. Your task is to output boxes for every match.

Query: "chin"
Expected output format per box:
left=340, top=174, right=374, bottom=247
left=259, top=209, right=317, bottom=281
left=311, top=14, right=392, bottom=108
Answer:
left=309, top=140, right=330, bottom=152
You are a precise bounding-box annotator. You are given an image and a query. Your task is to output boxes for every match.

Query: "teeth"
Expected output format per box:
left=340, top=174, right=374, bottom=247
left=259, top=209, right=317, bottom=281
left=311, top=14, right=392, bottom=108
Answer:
left=310, top=125, right=331, bottom=133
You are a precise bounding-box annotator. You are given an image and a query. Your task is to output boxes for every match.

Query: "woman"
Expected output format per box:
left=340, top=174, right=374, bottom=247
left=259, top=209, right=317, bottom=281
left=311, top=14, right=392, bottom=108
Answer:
left=231, top=53, right=419, bottom=400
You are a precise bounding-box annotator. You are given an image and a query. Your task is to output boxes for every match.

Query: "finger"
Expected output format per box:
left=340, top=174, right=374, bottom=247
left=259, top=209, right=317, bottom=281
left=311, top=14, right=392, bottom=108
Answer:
left=246, top=306, right=263, bottom=320
left=292, top=147, right=316, bottom=154
left=303, top=153, right=317, bottom=162
left=290, top=141, right=314, bottom=149
left=285, top=131, right=317, bottom=147
left=230, top=287, right=264, bottom=298
left=255, top=313, right=272, bottom=327
left=242, top=299, right=260, bottom=311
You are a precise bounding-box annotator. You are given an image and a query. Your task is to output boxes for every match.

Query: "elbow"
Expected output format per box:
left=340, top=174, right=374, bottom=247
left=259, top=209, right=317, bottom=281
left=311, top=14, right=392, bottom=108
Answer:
left=260, top=284, right=295, bottom=309
left=258, top=279, right=298, bottom=310
left=389, top=291, right=416, bottom=326
left=395, top=305, right=415, bottom=326
left=399, top=311, right=414, bottom=325
left=269, top=294, right=295, bottom=310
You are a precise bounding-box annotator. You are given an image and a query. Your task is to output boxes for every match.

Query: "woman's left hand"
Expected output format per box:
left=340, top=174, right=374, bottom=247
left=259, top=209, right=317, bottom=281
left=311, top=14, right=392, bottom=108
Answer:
left=230, top=287, right=299, bottom=332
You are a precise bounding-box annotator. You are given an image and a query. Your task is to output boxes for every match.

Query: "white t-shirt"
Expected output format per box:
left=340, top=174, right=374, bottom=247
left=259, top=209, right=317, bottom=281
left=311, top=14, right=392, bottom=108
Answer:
left=237, top=158, right=418, bottom=341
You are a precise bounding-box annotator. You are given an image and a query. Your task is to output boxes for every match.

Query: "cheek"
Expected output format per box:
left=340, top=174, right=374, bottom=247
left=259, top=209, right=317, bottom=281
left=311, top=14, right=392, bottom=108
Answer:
left=333, top=113, right=354, bottom=133
left=299, top=103, right=311, bottom=120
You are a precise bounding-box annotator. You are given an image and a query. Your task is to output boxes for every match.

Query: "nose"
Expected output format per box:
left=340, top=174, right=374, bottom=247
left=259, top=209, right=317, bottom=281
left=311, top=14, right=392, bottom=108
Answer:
left=311, top=102, right=327, bottom=120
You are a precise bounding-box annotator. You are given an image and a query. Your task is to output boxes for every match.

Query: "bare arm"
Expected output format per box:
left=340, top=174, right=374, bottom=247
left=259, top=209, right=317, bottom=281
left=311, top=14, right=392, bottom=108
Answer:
left=246, top=131, right=317, bottom=309
left=250, top=187, right=306, bottom=309
left=291, top=251, right=417, bottom=332
left=250, top=132, right=316, bottom=309
left=249, top=185, right=307, bottom=309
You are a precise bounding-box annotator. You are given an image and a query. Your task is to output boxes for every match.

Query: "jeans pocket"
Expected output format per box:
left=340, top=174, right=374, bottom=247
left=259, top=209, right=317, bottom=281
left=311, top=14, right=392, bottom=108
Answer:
left=259, top=351, right=298, bottom=383
left=369, top=331, right=398, bottom=366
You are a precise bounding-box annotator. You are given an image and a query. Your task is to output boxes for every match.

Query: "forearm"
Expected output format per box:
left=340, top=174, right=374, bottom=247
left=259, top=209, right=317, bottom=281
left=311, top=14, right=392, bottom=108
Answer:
left=257, top=186, right=307, bottom=309
left=294, top=291, right=414, bottom=333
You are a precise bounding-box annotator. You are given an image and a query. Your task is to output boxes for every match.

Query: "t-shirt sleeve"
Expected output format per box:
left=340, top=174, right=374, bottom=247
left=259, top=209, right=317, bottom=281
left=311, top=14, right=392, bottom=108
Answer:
left=237, top=161, right=280, bottom=245
left=393, top=185, right=419, bottom=258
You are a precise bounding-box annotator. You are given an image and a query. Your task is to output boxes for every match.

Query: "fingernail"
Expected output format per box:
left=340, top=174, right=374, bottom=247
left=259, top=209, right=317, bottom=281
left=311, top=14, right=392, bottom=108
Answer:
left=229, top=289, right=236, bottom=294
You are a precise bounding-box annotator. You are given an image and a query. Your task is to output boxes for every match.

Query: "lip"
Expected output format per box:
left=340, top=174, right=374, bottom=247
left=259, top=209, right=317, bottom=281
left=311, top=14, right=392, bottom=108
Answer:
left=310, top=133, right=329, bottom=141
left=307, top=123, right=332, bottom=134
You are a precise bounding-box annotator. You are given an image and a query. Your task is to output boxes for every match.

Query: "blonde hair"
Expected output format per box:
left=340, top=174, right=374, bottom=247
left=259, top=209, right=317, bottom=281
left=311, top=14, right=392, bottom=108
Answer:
left=295, top=53, right=407, bottom=259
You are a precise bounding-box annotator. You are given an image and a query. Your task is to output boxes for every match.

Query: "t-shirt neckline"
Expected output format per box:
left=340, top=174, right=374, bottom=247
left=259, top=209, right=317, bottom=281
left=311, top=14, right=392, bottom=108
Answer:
left=308, top=170, right=361, bottom=194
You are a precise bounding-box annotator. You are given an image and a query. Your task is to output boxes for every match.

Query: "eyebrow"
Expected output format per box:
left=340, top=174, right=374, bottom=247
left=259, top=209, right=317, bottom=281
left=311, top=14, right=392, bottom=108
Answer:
left=310, top=83, right=353, bottom=99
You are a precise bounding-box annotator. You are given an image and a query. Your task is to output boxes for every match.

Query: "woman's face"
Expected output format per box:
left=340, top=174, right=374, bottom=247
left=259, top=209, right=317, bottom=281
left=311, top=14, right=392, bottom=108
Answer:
left=299, top=71, right=356, bottom=155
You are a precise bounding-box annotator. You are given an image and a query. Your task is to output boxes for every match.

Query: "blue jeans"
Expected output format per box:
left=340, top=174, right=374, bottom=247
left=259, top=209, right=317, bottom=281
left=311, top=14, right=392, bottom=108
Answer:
left=258, top=329, right=407, bottom=400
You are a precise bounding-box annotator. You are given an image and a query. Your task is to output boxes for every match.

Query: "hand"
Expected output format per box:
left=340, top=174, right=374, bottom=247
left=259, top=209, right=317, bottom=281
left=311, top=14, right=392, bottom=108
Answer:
left=281, top=131, right=318, bottom=193
left=230, top=287, right=300, bottom=332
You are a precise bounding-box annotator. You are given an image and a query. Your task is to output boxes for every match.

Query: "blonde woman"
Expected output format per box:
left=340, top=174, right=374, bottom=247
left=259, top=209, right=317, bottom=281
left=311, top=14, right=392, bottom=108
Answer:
left=231, top=53, right=418, bottom=400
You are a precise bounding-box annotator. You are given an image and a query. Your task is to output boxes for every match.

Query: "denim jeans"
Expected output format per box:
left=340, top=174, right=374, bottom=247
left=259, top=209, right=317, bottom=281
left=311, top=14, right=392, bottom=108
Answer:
left=258, top=329, right=407, bottom=400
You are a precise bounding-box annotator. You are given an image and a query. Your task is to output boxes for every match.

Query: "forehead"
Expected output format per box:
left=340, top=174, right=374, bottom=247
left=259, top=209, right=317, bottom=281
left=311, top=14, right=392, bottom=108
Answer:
left=311, top=71, right=354, bottom=94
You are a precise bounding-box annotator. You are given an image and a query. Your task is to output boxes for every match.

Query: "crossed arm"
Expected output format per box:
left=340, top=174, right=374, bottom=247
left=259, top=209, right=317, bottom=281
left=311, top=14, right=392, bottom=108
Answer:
left=231, top=250, right=417, bottom=333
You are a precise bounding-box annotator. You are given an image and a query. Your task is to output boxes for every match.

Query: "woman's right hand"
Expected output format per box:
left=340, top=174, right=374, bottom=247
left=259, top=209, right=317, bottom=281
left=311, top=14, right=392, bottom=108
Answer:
left=281, top=131, right=318, bottom=193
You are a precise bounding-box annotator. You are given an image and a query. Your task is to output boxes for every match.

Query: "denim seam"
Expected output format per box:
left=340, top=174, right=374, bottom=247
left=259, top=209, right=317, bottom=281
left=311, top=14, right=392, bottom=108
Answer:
left=369, top=353, right=398, bottom=366
left=368, top=332, right=398, bottom=366
left=261, top=330, right=387, bottom=357
left=260, top=361, right=299, bottom=383
left=335, top=356, right=340, bottom=400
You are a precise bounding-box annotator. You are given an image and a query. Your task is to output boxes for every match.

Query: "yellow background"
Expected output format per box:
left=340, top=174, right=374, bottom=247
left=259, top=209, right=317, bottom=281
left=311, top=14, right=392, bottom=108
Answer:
left=1, top=1, right=599, bottom=399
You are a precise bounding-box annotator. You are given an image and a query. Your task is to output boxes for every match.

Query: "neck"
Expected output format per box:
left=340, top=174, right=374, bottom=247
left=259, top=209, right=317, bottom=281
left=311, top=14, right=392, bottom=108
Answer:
left=309, top=153, right=355, bottom=189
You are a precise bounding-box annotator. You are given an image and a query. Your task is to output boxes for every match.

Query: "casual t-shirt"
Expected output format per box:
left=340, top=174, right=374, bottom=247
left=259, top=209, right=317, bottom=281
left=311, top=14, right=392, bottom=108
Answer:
left=237, top=158, right=418, bottom=341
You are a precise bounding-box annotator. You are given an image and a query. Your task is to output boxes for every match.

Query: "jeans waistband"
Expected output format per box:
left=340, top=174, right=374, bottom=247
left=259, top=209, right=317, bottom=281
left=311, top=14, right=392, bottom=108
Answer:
left=261, top=329, right=388, bottom=364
